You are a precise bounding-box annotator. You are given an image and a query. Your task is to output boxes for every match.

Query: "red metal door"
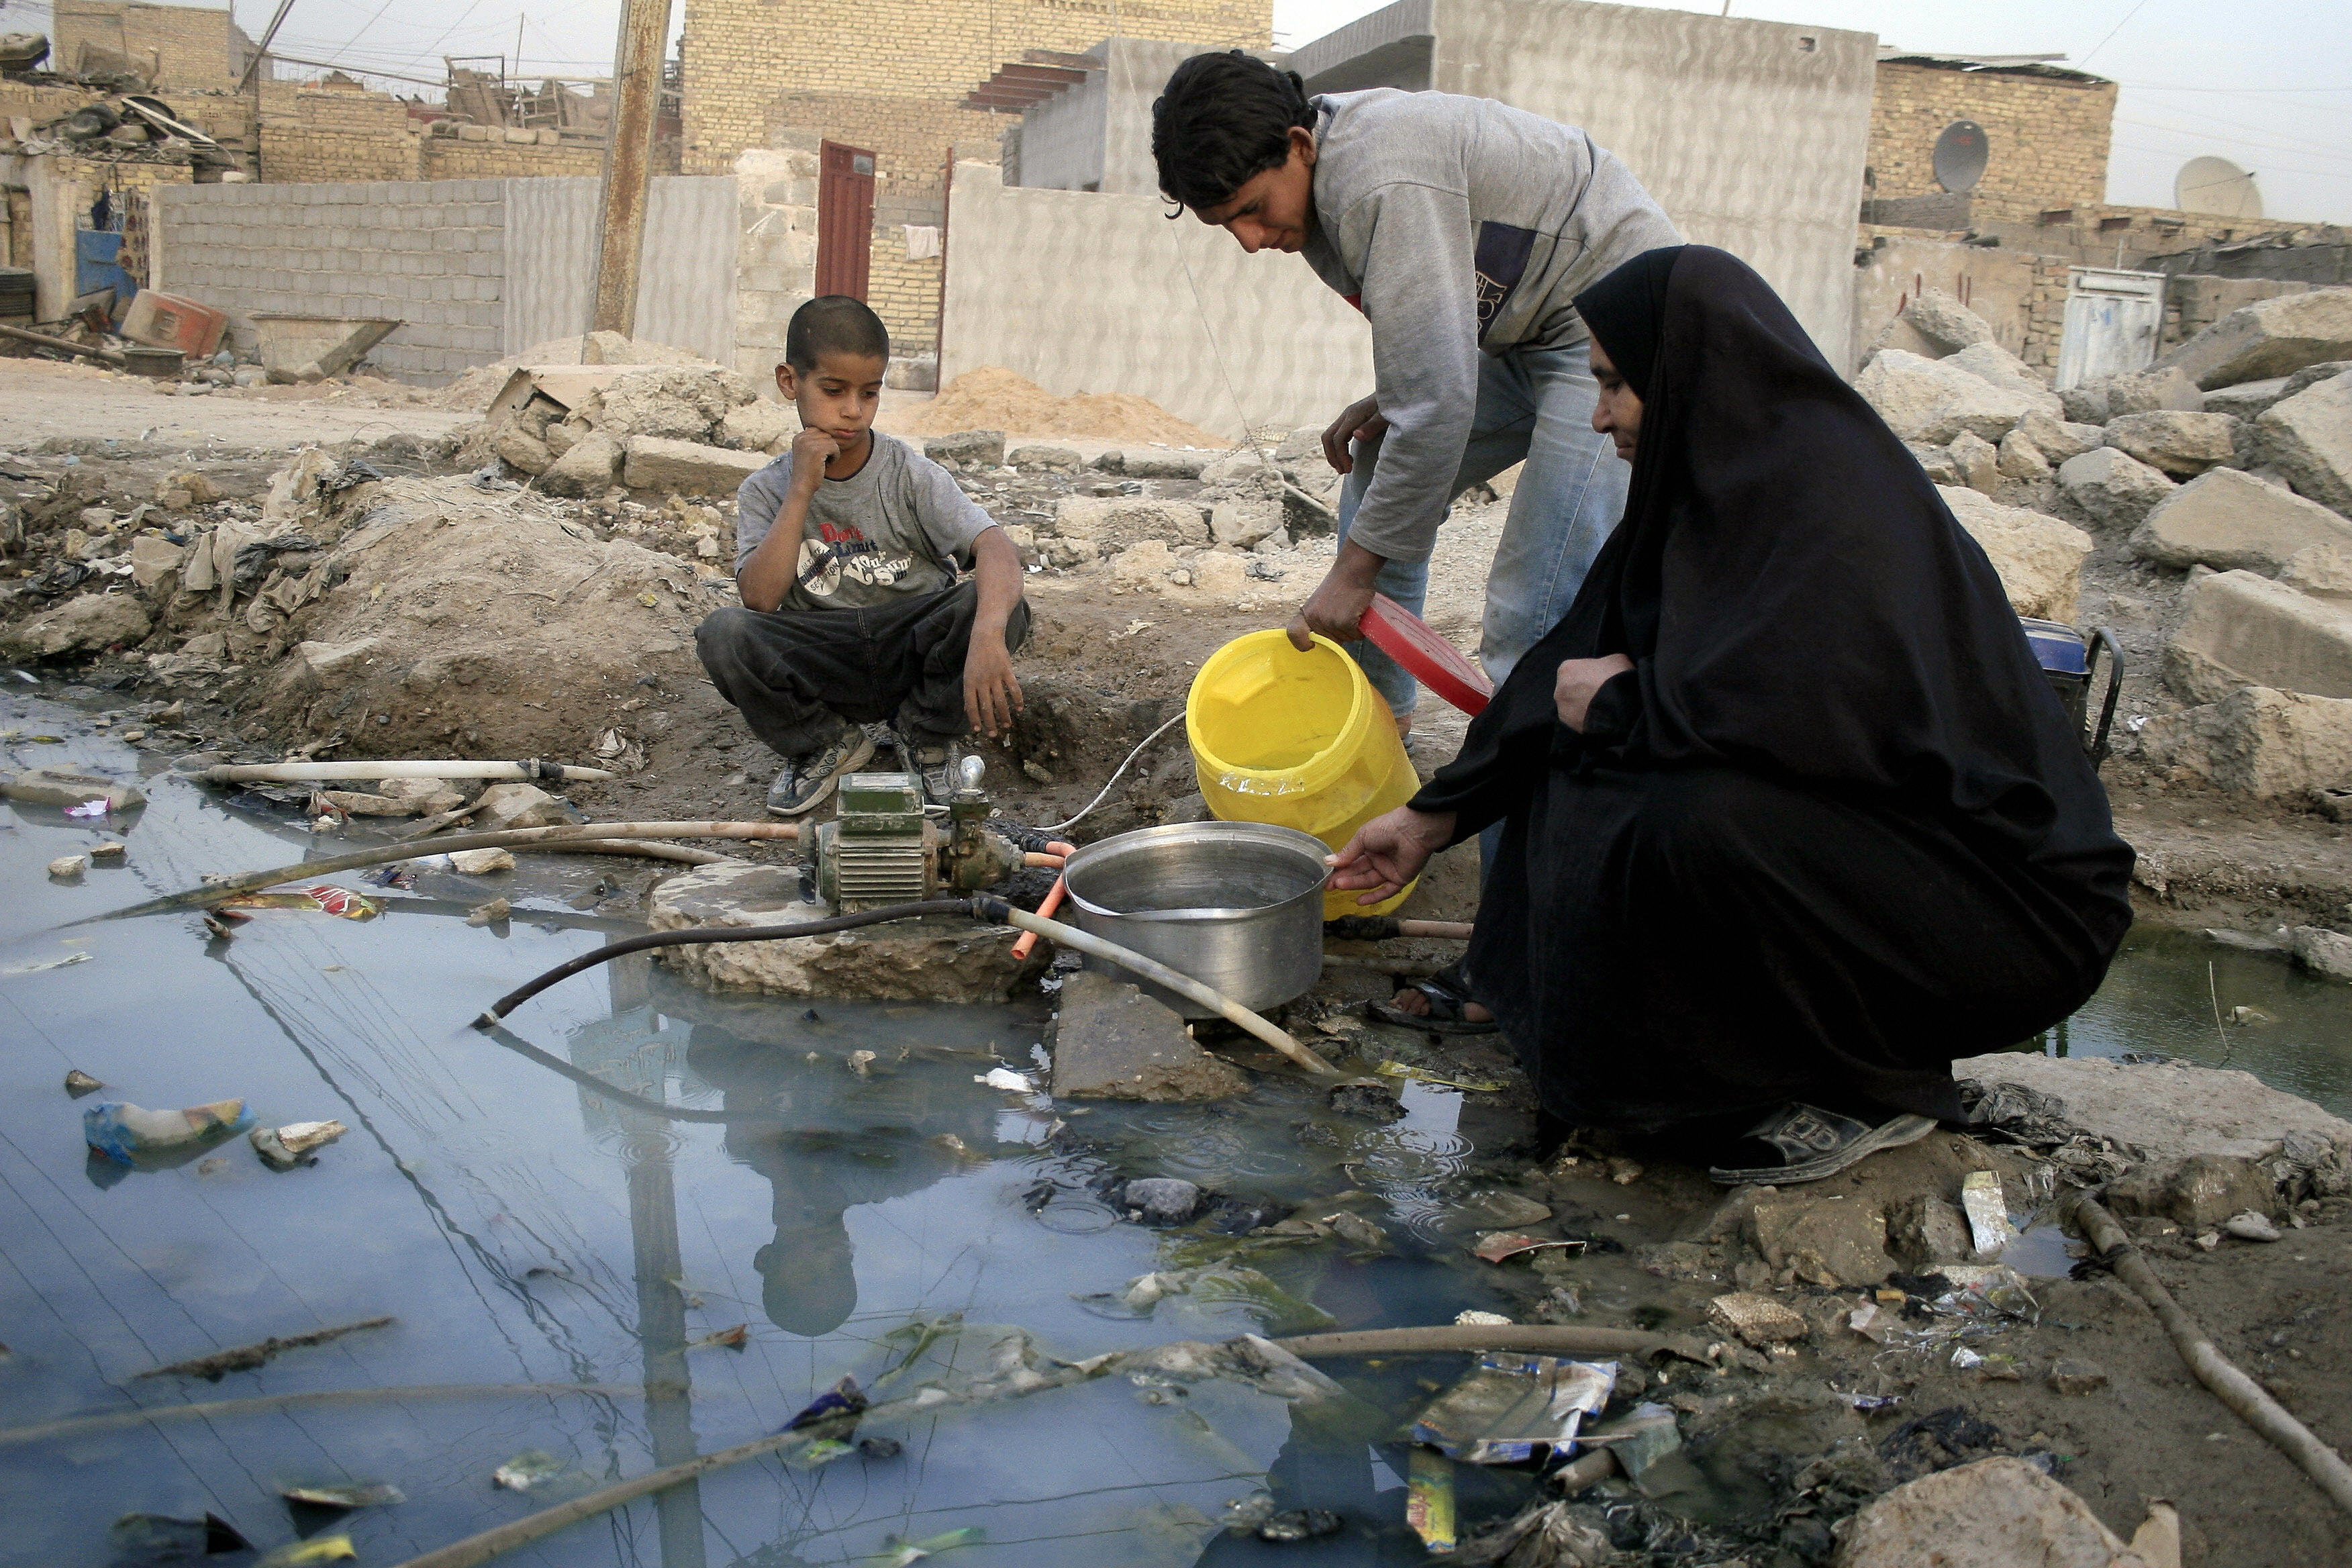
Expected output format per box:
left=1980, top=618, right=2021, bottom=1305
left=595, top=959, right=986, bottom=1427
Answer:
left=816, top=140, right=875, bottom=300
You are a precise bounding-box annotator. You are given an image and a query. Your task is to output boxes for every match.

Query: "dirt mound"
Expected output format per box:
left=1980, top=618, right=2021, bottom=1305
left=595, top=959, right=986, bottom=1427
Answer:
left=432, top=332, right=724, bottom=412
left=904, top=366, right=1223, bottom=447
left=244, top=473, right=713, bottom=761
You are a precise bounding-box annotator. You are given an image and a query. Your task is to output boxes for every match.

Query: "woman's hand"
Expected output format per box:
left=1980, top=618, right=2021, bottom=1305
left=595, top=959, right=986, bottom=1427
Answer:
left=1326, top=806, right=1457, bottom=905
left=1555, top=654, right=1635, bottom=732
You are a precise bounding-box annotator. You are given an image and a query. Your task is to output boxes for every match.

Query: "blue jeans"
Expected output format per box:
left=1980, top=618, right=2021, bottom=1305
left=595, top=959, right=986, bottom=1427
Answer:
left=1334, top=339, right=1627, bottom=718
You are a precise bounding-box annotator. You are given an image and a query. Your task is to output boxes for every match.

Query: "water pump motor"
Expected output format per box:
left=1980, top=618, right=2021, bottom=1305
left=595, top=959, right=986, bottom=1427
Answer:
left=810, top=761, right=1024, bottom=912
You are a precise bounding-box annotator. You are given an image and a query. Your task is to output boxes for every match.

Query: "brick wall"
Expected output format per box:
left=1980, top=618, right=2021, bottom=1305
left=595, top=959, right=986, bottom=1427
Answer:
left=156, top=179, right=508, bottom=382
left=422, top=132, right=610, bottom=181
left=1869, top=60, right=2116, bottom=215
left=258, top=83, right=423, bottom=183
left=53, top=0, right=254, bottom=91
left=679, top=0, right=1269, bottom=179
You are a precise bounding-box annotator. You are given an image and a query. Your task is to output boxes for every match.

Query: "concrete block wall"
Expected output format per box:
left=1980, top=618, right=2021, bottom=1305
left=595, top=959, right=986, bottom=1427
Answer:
left=155, top=179, right=509, bottom=383
left=1869, top=62, right=2117, bottom=216
left=940, top=162, right=1371, bottom=440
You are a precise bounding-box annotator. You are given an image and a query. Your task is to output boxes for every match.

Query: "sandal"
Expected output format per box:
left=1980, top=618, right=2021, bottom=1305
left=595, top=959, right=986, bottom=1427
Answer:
left=1706, top=1103, right=1937, bottom=1186
left=1366, top=961, right=1500, bottom=1036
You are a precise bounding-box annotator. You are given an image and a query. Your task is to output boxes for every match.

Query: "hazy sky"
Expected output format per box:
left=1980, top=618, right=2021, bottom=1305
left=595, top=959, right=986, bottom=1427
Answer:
left=6, top=0, right=2344, bottom=223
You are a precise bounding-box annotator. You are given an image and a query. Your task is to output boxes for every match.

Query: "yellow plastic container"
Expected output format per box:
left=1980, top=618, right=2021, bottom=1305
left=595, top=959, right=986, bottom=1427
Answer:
left=1185, top=630, right=1420, bottom=918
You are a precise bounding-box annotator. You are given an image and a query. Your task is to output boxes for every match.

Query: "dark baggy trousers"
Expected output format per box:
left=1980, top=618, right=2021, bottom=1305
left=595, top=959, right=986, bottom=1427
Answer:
left=695, top=581, right=1030, bottom=758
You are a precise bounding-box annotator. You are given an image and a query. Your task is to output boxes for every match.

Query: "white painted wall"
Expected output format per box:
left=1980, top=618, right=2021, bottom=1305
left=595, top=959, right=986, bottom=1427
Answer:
left=940, top=162, right=1373, bottom=441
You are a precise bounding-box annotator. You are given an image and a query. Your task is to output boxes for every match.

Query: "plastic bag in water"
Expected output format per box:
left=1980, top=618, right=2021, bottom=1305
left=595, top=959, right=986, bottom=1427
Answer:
left=84, top=1100, right=252, bottom=1165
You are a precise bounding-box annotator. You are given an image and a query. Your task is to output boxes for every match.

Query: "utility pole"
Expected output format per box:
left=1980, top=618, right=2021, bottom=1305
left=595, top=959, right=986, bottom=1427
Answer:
left=588, top=0, right=671, bottom=338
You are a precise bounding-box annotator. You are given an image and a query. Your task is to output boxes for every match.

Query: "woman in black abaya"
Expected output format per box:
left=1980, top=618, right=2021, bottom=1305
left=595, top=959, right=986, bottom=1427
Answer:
left=1328, top=245, right=2135, bottom=1184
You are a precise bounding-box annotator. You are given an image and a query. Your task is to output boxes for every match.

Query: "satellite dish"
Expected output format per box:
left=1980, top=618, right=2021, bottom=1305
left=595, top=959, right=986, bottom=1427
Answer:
left=2175, top=156, right=2262, bottom=219
left=1932, top=121, right=1988, bottom=193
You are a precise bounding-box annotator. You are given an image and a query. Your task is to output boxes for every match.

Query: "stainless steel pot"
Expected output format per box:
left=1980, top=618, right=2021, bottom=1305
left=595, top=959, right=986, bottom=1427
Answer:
left=1061, top=821, right=1329, bottom=1018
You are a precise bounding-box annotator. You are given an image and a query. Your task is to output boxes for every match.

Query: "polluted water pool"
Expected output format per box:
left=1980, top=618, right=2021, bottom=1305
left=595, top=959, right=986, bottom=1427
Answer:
left=7, top=681, right=2352, bottom=1567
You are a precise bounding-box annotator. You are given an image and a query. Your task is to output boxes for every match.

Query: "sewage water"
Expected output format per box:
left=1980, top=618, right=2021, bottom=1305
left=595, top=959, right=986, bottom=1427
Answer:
left=5, top=685, right=2352, bottom=1567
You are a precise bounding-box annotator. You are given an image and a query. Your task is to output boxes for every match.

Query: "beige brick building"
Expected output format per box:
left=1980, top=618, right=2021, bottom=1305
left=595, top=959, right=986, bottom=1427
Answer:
left=1867, top=56, right=2116, bottom=217
left=678, top=0, right=1269, bottom=358
left=52, top=0, right=256, bottom=92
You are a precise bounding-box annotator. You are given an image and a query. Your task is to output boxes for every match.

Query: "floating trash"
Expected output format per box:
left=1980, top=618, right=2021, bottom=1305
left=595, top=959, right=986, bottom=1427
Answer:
left=84, top=1099, right=252, bottom=1165
left=491, top=1450, right=569, bottom=1491
left=279, top=1482, right=405, bottom=1510
left=250, top=1120, right=348, bottom=1169
left=1410, top=1352, right=1614, bottom=1466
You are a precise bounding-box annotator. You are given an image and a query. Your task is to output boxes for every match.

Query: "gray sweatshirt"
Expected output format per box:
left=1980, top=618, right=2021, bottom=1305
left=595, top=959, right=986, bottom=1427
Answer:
left=1300, top=89, right=1680, bottom=565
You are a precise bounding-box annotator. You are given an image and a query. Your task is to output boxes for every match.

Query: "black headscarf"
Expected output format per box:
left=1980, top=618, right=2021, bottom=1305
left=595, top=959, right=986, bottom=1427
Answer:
left=1416, top=246, right=2131, bottom=893
left=1571, top=245, right=1677, bottom=397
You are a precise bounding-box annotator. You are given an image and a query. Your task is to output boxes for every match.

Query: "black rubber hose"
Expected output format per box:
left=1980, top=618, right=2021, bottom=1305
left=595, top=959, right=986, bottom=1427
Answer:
left=474, top=899, right=978, bottom=1024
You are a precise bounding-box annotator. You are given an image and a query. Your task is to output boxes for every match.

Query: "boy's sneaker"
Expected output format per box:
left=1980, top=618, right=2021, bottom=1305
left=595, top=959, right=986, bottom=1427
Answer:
left=913, top=739, right=968, bottom=806
left=765, top=728, right=876, bottom=817
left=860, top=721, right=911, bottom=774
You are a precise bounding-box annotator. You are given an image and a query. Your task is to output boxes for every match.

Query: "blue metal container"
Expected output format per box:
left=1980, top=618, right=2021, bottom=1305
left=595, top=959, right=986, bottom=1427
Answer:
left=2019, top=617, right=2124, bottom=765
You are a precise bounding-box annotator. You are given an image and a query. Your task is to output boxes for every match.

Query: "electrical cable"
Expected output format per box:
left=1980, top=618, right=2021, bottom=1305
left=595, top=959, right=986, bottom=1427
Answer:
left=1034, top=712, right=1185, bottom=834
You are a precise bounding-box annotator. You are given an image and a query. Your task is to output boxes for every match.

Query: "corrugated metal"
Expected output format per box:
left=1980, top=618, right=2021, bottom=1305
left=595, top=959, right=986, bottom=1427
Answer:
left=503, top=177, right=601, bottom=352
left=503, top=175, right=736, bottom=363
left=1430, top=0, right=1875, bottom=369
left=941, top=164, right=1373, bottom=440
left=638, top=177, right=737, bottom=365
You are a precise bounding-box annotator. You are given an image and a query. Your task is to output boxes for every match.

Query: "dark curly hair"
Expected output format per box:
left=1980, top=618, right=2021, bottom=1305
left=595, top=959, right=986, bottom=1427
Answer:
left=1151, top=50, right=1316, bottom=211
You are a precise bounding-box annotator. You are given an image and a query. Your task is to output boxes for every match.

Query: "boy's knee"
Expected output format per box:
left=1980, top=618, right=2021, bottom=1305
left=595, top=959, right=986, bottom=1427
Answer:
left=695, top=607, right=761, bottom=671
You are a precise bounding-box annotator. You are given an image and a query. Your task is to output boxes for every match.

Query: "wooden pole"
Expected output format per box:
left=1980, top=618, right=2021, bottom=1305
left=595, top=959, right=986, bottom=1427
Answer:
left=587, top=0, right=671, bottom=336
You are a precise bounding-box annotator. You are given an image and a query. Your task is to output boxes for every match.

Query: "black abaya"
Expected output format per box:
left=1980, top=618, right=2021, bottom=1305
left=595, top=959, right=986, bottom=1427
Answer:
left=1412, top=246, right=2134, bottom=1131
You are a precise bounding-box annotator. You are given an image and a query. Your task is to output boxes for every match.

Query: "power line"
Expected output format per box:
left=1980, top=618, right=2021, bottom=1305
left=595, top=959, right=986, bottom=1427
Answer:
left=2078, top=0, right=2155, bottom=70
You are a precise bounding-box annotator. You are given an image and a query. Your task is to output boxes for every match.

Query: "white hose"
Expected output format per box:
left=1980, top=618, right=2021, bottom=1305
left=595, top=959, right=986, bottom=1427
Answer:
left=197, top=761, right=616, bottom=784
left=1037, top=713, right=1185, bottom=834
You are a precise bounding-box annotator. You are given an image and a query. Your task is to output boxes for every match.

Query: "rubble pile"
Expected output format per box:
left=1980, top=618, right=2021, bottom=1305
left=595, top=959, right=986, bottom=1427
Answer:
left=1859, top=286, right=2352, bottom=974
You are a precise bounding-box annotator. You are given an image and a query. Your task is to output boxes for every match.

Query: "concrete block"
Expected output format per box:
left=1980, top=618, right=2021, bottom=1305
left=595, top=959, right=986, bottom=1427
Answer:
left=2165, top=569, right=2352, bottom=702
left=622, top=436, right=769, bottom=494
left=1048, top=970, right=1249, bottom=1101
left=1941, top=342, right=2064, bottom=418
left=2057, top=446, right=2175, bottom=531
left=1857, top=349, right=2038, bottom=443
left=647, top=862, right=1038, bottom=1000
left=2103, top=411, right=2241, bottom=477
left=1937, top=485, right=2093, bottom=622
left=2130, top=469, right=2352, bottom=575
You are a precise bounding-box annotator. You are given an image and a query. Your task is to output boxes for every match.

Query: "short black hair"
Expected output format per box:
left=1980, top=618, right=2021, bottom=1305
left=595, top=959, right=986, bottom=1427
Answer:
left=1152, top=50, right=1314, bottom=211
left=785, top=295, right=889, bottom=373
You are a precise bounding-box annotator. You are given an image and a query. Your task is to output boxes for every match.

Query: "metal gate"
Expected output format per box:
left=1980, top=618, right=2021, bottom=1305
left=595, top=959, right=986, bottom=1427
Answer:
left=816, top=141, right=875, bottom=300
left=2057, top=267, right=2164, bottom=389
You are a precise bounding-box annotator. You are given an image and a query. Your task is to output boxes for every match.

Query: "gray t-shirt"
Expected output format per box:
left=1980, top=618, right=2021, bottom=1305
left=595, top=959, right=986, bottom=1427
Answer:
left=734, top=432, right=997, bottom=611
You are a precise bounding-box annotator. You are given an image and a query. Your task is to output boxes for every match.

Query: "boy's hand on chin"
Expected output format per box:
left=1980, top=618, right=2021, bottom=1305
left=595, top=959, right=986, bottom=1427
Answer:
left=790, top=426, right=842, bottom=486
left=963, top=640, right=1024, bottom=738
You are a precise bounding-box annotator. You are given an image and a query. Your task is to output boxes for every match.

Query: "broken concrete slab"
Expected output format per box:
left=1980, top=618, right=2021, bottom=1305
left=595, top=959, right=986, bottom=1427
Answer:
left=468, top=781, right=565, bottom=831
left=1048, top=969, right=1250, bottom=1101
left=1706, top=1291, right=1807, bottom=1347
left=2203, top=375, right=2295, bottom=420
left=2283, top=543, right=2352, bottom=601
left=1938, top=485, right=2093, bottom=622
left=925, top=430, right=1005, bottom=469
left=1747, top=1193, right=1897, bottom=1287
left=2101, top=410, right=2240, bottom=477
left=493, top=425, right=554, bottom=475
left=647, top=861, right=1041, bottom=1001
left=2152, top=285, right=2352, bottom=389
left=2057, top=446, right=2176, bottom=532
left=1940, top=342, right=2064, bottom=418
left=2163, top=569, right=2352, bottom=702
left=1949, top=430, right=2000, bottom=492
left=586, top=366, right=761, bottom=441
left=1907, top=442, right=1960, bottom=486
left=0, top=591, right=150, bottom=660
left=2141, top=685, right=2352, bottom=797
left=1008, top=444, right=1081, bottom=471
left=718, top=399, right=790, bottom=454
left=1855, top=349, right=2041, bottom=444
left=1210, top=499, right=1283, bottom=550
left=2252, top=369, right=2352, bottom=517
left=2013, top=409, right=2104, bottom=465
left=1954, top=1052, right=2352, bottom=1162
left=1994, top=427, right=2051, bottom=481
left=621, top=436, right=769, bottom=495
left=2130, top=468, right=2352, bottom=575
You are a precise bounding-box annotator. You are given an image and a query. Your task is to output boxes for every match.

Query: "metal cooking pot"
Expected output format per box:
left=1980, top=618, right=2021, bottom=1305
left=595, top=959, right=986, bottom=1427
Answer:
left=1061, top=821, right=1329, bottom=1018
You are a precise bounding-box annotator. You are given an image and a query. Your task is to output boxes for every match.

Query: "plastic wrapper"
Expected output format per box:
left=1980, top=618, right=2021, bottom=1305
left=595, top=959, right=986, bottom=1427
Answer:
left=1410, top=1353, right=1615, bottom=1465
left=84, top=1099, right=251, bottom=1165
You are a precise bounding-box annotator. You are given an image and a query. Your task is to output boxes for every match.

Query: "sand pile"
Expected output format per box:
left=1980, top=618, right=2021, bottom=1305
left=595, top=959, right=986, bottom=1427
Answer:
left=903, top=366, right=1223, bottom=447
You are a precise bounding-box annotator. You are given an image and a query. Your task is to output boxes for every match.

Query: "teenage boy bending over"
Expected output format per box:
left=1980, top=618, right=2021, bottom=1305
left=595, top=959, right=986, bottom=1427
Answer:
left=697, top=296, right=1028, bottom=816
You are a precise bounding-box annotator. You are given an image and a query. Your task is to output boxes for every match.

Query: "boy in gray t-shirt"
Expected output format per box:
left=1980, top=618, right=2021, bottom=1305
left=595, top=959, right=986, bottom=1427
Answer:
left=696, top=297, right=1028, bottom=816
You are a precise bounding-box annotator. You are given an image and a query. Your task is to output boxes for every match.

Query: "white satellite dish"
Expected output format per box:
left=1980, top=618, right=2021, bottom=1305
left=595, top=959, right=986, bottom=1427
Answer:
left=2175, top=156, right=2262, bottom=219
